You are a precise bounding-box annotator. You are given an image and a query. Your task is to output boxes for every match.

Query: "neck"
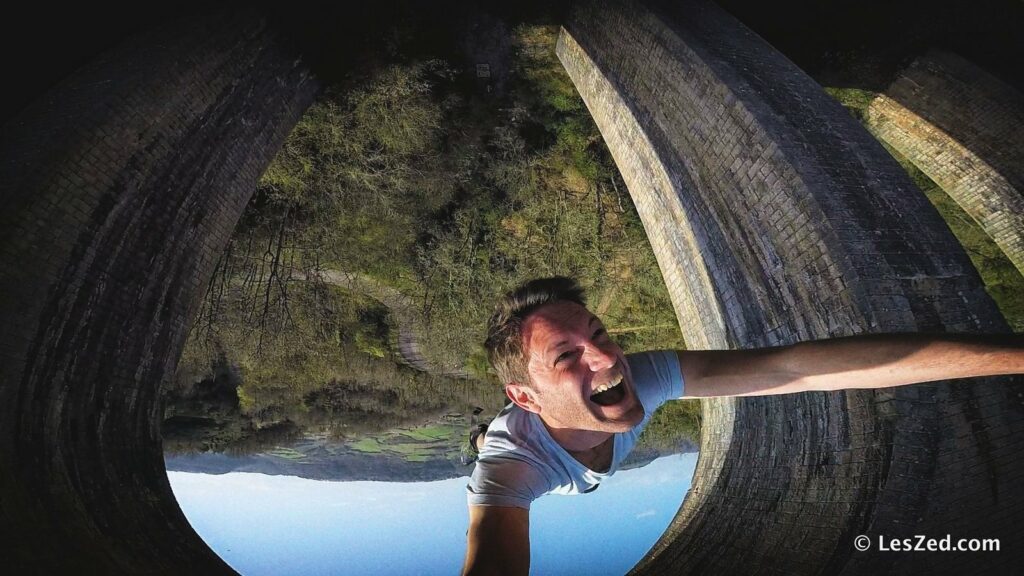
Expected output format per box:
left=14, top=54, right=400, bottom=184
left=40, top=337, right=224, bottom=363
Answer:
left=539, top=416, right=612, bottom=453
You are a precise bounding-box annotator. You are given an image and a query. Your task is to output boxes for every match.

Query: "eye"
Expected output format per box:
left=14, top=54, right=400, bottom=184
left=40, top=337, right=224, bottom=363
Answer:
left=555, top=349, right=577, bottom=366
left=593, top=328, right=607, bottom=339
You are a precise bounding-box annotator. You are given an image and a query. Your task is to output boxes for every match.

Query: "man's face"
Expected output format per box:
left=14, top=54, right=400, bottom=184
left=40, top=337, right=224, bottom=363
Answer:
left=515, top=300, right=645, bottom=433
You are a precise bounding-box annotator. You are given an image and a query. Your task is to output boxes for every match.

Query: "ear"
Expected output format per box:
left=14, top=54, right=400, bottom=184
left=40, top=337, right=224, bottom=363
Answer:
left=505, top=383, right=541, bottom=414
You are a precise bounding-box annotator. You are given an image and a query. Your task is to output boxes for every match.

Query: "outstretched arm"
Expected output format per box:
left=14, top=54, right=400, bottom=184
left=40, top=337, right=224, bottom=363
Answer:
left=463, top=505, right=530, bottom=576
left=679, top=332, right=1024, bottom=398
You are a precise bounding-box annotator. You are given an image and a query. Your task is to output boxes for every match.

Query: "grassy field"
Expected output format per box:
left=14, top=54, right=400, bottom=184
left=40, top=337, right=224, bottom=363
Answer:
left=266, top=447, right=307, bottom=460
left=344, top=421, right=462, bottom=462
left=350, top=437, right=384, bottom=454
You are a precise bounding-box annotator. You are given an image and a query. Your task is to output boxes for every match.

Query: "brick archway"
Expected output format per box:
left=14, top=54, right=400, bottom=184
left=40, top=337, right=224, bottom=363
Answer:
left=560, top=2, right=1021, bottom=574
left=1, top=2, right=1021, bottom=574
left=0, top=9, right=318, bottom=574
left=864, top=50, right=1024, bottom=279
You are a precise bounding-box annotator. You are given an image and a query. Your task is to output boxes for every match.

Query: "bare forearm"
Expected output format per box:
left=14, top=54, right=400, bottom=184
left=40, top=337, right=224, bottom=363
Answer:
left=786, top=332, right=1023, bottom=392
left=463, top=506, right=530, bottom=576
left=682, top=333, right=1024, bottom=398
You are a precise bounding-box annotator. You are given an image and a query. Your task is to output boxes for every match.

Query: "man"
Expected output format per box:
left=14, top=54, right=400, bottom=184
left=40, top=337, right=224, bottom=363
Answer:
left=461, top=277, right=1024, bottom=576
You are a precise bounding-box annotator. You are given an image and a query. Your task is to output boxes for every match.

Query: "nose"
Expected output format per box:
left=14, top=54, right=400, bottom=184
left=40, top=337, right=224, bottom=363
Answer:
left=582, top=343, right=616, bottom=372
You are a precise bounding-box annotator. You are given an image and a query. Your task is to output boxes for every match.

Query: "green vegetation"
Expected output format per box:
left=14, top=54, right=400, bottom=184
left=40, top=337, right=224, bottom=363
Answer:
left=165, top=28, right=1022, bottom=470
left=349, top=428, right=454, bottom=461
left=826, top=87, right=1024, bottom=332
left=388, top=443, right=439, bottom=456
left=637, top=400, right=702, bottom=453
left=822, top=87, right=876, bottom=122
left=268, top=447, right=307, bottom=461
left=166, top=24, right=699, bottom=456
left=398, top=425, right=455, bottom=441
left=350, top=438, right=384, bottom=454
left=343, top=421, right=468, bottom=463
left=891, top=148, right=1024, bottom=332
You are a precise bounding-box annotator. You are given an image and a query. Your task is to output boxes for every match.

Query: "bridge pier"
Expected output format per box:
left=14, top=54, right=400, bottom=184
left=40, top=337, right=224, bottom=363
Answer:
left=865, top=50, right=1024, bottom=278
left=0, top=9, right=316, bottom=574
left=558, top=1, right=1023, bottom=574
left=1, top=1, right=1021, bottom=574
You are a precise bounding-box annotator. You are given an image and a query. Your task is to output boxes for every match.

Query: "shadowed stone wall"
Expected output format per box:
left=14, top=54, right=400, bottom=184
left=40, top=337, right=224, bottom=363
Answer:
left=0, top=9, right=317, bottom=574
left=2, top=1, right=1022, bottom=575
left=865, top=50, right=1024, bottom=277
left=558, top=1, right=1023, bottom=574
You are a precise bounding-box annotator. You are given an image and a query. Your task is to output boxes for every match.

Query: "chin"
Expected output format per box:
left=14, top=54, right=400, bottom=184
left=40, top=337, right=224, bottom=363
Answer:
left=596, top=397, right=644, bottom=432
left=620, top=403, right=645, bottom=428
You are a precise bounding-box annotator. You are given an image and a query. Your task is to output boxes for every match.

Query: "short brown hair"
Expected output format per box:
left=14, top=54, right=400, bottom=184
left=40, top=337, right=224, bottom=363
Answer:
left=484, top=277, right=587, bottom=386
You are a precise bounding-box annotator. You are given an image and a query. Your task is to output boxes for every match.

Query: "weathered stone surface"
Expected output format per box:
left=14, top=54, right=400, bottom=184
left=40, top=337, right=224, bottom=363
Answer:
left=865, top=50, right=1024, bottom=277
left=0, top=9, right=317, bottom=574
left=2, top=2, right=1022, bottom=575
left=558, top=1, right=1022, bottom=574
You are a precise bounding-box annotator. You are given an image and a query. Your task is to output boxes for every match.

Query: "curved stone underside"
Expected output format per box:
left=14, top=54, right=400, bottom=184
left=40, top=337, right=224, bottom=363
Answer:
left=558, top=1, right=1023, bottom=575
left=0, top=9, right=317, bottom=575
left=864, top=50, right=1024, bottom=278
left=1, top=1, right=1022, bottom=575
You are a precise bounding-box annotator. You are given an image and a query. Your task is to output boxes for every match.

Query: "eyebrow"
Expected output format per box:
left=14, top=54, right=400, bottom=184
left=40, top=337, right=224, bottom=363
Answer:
left=547, top=340, right=569, bottom=357
left=546, top=316, right=602, bottom=358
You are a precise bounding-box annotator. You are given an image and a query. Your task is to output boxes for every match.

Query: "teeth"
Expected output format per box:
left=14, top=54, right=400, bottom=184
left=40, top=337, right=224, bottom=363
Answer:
left=592, top=375, right=623, bottom=395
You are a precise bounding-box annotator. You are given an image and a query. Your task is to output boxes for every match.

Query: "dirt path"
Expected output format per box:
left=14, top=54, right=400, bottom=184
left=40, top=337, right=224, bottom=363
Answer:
left=296, top=269, right=471, bottom=379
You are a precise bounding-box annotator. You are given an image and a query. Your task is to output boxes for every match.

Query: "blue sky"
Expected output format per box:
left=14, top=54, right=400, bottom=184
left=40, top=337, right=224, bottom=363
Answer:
left=168, top=452, right=697, bottom=575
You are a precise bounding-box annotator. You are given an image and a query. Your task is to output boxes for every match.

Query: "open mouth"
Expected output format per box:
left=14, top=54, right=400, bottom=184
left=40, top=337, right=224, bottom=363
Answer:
left=589, top=375, right=626, bottom=407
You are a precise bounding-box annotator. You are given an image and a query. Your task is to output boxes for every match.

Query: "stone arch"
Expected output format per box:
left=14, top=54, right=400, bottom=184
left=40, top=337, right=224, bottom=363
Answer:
left=1, top=2, right=1021, bottom=576
left=863, top=50, right=1024, bottom=278
left=0, top=9, right=318, bottom=574
left=559, top=1, right=1022, bottom=574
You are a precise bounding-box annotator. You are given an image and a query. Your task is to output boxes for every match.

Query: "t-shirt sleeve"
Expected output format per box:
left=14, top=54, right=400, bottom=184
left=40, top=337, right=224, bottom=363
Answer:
left=466, top=455, right=552, bottom=510
left=627, top=350, right=685, bottom=414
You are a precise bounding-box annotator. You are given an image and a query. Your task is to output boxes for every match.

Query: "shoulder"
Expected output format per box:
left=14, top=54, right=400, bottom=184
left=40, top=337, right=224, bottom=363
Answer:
left=477, top=408, right=560, bottom=474
left=468, top=453, right=554, bottom=509
left=468, top=406, right=563, bottom=509
left=478, top=403, right=544, bottom=457
left=626, top=350, right=684, bottom=410
left=625, top=349, right=681, bottom=376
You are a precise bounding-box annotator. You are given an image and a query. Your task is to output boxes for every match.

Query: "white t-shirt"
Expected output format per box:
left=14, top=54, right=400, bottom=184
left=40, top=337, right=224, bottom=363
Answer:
left=466, top=350, right=685, bottom=509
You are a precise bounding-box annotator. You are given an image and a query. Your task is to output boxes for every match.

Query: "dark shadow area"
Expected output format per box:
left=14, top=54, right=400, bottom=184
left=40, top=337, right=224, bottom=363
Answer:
left=718, top=0, right=1024, bottom=92
left=2, top=2, right=1022, bottom=575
